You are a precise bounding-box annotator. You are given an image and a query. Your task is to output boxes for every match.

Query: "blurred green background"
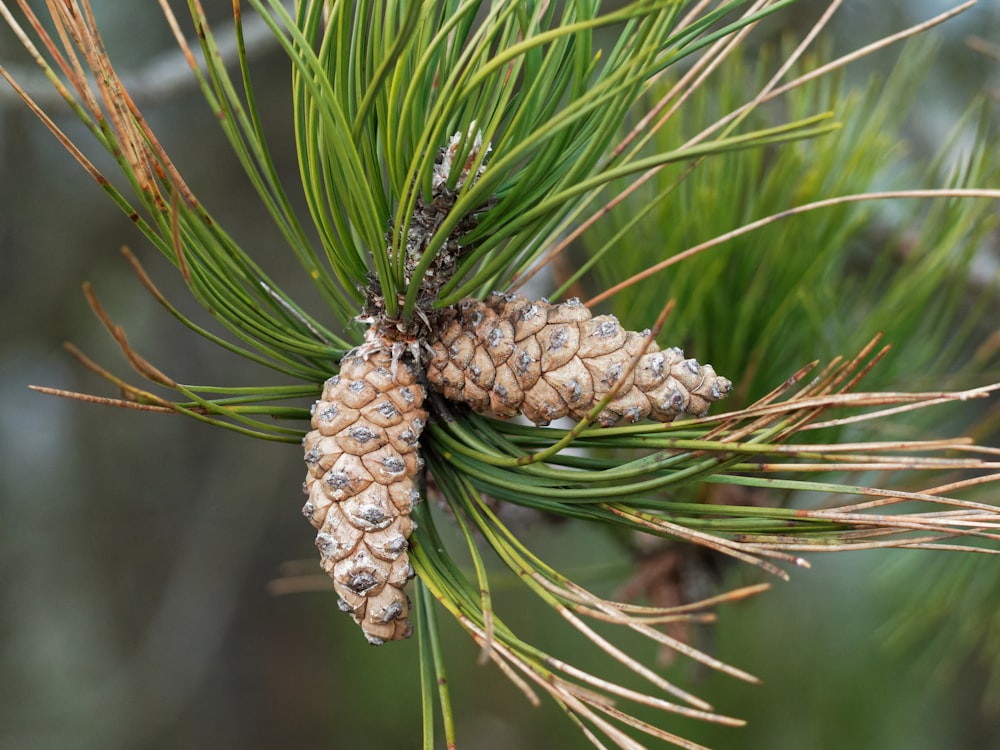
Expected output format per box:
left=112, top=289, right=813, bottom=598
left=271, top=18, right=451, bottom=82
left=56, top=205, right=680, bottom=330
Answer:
left=2, top=1, right=999, bottom=748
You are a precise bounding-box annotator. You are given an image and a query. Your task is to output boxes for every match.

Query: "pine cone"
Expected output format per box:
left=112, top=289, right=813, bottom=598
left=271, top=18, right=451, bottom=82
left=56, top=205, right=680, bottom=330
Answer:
left=302, top=348, right=426, bottom=644
left=426, top=292, right=731, bottom=426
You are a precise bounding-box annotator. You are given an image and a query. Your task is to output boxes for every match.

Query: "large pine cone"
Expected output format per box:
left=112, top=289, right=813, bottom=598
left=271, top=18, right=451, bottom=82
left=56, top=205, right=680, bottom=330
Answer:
left=426, top=292, right=731, bottom=426
left=302, top=349, right=426, bottom=644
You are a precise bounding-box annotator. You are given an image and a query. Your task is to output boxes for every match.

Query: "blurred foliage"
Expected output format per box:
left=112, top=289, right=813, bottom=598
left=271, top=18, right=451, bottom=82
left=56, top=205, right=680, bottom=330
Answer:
left=574, top=33, right=1000, bottom=744
left=574, top=40, right=1000, bottom=401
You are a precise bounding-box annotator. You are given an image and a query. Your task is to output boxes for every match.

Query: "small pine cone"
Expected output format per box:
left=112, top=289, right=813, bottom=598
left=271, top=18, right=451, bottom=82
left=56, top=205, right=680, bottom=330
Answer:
left=302, top=348, right=426, bottom=644
left=426, top=292, right=731, bottom=427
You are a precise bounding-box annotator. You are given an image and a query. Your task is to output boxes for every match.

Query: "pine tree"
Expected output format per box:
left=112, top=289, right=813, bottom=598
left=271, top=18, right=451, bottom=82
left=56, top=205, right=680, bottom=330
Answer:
left=4, top=1, right=999, bottom=747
